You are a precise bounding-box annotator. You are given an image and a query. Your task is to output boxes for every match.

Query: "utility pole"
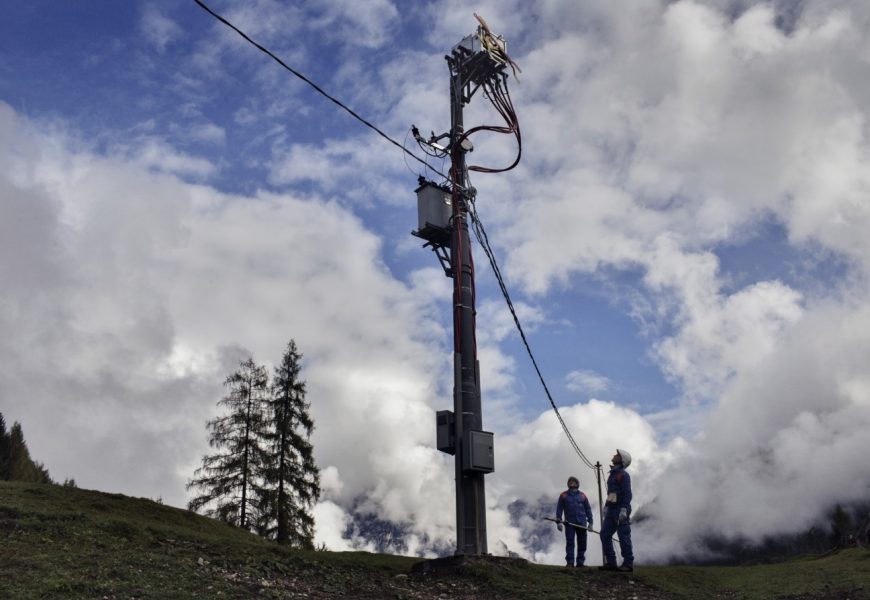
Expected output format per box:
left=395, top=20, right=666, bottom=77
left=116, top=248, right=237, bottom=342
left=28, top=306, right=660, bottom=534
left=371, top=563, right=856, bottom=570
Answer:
left=446, top=38, right=487, bottom=555
left=413, top=21, right=517, bottom=555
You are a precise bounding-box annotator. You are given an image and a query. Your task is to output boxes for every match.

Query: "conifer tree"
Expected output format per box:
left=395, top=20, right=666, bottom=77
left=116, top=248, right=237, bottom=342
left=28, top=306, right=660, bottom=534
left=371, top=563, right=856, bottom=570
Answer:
left=0, top=416, right=51, bottom=484
left=257, top=340, right=320, bottom=547
left=187, top=358, right=269, bottom=530
left=0, top=413, right=10, bottom=480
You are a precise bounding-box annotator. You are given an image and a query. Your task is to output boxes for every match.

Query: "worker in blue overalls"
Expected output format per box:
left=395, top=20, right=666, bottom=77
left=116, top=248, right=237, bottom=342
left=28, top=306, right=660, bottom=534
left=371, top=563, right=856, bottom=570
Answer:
left=555, top=475, right=594, bottom=567
left=599, top=449, right=634, bottom=571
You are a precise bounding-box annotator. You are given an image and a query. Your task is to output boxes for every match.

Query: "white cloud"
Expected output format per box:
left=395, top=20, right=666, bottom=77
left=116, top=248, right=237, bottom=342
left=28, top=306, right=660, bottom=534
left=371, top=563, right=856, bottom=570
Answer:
left=222, top=0, right=306, bottom=44
left=313, top=501, right=365, bottom=551
left=0, top=102, right=443, bottom=517
left=475, top=0, right=870, bottom=560
left=565, top=370, right=611, bottom=395
left=498, top=0, right=870, bottom=291
left=112, top=136, right=217, bottom=179
left=643, top=236, right=805, bottom=400
left=140, top=5, right=182, bottom=53
left=188, top=122, right=226, bottom=145
left=310, top=0, right=400, bottom=48
left=639, top=298, right=870, bottom=560
left=268, top=135, right=408, bottom=206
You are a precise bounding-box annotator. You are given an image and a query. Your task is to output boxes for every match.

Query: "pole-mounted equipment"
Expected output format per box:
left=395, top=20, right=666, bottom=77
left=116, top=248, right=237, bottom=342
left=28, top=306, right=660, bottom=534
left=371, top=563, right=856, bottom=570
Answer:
left=412, top=15, right=521, bottom=556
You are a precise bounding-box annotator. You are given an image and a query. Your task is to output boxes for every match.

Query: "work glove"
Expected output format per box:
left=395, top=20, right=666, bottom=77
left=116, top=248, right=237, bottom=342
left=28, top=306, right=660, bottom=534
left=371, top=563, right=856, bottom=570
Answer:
left=618, top=508, right=628, bottom=525
left=557, top=523, right=563, bottom=532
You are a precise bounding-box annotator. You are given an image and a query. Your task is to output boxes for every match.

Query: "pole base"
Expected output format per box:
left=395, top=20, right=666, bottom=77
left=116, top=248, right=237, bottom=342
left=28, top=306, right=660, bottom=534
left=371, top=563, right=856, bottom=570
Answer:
left=409, top=554, right=526, bottom=576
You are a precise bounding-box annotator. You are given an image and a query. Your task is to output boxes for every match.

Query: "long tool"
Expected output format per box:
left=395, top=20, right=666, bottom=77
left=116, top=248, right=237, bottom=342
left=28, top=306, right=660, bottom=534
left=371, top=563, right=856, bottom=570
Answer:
left=543, top=516, right=601, bottom=535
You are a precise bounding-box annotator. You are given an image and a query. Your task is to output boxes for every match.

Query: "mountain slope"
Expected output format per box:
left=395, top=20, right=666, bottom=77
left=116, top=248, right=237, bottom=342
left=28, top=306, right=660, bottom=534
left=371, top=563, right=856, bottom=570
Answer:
left=1, top=481, right=867, bottom=599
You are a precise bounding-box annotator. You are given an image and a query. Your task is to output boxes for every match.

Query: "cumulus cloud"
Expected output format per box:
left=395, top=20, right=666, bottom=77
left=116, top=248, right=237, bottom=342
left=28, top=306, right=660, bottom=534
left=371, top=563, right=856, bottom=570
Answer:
left=0, top=102, right=446, bottom=518
left=484, top=0, right=870, bottom=560
left=639, top=298, right=870, bottom=560
left=565, top=370, right=611, bottom=395
left=502, top=0, right=870, bottom=287
left=644, top=236, right=805, bottom=400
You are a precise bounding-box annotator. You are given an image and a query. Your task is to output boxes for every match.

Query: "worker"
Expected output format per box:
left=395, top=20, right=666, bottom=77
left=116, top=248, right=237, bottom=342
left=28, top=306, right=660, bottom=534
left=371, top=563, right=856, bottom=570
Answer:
left=599, top=449, right=634, bottom=571
left=555, top=475, right=594, bottom=567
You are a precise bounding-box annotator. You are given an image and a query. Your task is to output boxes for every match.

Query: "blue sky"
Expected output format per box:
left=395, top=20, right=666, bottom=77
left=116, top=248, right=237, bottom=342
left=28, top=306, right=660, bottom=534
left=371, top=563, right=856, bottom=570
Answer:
left=2, top=0, right=870, bottom=563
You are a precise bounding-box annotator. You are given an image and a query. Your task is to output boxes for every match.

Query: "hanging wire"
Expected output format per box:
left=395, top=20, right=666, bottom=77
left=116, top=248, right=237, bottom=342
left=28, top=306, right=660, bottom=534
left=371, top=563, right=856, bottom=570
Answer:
left=454, top=75, right=522, bottom=174
left=192, top=0, right=448, bottom=181
left=468, top=199, right=597, bottom=471
left=403, top=127, right=446, bottom=181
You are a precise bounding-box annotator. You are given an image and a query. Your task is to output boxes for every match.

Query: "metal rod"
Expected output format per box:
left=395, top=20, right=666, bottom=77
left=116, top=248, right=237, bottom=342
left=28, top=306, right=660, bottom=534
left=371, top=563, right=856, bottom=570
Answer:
left=595, top=461, right=605, bottom=566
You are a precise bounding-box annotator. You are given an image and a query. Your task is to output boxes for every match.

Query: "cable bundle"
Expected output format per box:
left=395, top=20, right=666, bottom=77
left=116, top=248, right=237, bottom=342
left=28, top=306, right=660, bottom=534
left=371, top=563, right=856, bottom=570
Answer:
left=457, top=20, right=522, bottom=174
left=465, top=76, right=521, bottom=174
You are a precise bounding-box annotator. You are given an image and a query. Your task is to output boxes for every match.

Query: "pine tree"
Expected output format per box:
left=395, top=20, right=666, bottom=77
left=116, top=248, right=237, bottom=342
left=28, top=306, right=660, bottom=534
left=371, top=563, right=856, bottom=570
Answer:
left=258, top=340, right=320, bottom=547
left=0, top=413, right=10, bottom=480
left=187, top=358, right=269, bottom=530
left=2, top=420, right=51, bottom=483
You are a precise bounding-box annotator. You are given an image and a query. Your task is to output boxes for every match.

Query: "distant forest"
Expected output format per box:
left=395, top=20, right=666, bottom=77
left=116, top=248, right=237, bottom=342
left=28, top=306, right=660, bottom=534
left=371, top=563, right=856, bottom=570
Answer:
left=0, top=412, right=70, bottom=485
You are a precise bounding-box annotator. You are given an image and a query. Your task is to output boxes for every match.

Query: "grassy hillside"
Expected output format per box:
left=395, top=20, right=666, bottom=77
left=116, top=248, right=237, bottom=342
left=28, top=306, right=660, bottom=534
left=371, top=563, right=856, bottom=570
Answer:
left=1, top=481, right=868, bottom=599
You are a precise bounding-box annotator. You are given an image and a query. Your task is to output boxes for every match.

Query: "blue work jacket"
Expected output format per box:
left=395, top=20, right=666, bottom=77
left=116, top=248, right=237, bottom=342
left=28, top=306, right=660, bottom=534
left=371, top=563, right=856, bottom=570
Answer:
left=605, top=465, right=632, bottom=512
left=556, top=489, right=594, bottom=527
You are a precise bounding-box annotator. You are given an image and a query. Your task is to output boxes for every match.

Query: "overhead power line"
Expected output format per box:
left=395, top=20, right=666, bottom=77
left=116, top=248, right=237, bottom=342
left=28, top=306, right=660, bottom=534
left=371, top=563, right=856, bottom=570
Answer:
left=191, top=0, right=447, bottom=180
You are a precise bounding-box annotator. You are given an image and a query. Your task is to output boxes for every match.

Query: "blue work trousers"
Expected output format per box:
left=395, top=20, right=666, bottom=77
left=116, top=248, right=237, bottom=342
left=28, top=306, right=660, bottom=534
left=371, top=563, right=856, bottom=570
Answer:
left=600, top=509, right=633, bottom=567
left=564, top=525, right=587, bottom=566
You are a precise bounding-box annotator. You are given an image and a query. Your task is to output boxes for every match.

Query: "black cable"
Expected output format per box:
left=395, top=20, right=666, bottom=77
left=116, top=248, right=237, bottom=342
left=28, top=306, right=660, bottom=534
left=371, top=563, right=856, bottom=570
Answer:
left=405, top=128, right=448, bottom=182
left=468, top=202, right=596, bottom=470
left=192, top=0, right=448, bottom=180
left=401, top=128, right=417, bottom=178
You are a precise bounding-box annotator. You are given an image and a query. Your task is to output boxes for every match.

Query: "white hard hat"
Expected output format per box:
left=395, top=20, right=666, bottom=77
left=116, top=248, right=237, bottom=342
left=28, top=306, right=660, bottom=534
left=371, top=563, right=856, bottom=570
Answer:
left=616, top=449, right=632, bottom=468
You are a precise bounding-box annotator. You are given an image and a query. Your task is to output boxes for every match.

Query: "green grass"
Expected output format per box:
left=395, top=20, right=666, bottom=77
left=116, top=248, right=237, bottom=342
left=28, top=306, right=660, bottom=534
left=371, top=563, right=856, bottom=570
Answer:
left=0, top=481, right=469, bottom=599
left=637, top=550, right=870, bottom=599
left=1, top=480, right=868, bottom=599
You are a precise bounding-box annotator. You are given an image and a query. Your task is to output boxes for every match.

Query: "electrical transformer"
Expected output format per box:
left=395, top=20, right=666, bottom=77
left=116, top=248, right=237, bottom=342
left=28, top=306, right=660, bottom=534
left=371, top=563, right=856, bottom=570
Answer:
left=415, top=180, right=452, bottom=232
